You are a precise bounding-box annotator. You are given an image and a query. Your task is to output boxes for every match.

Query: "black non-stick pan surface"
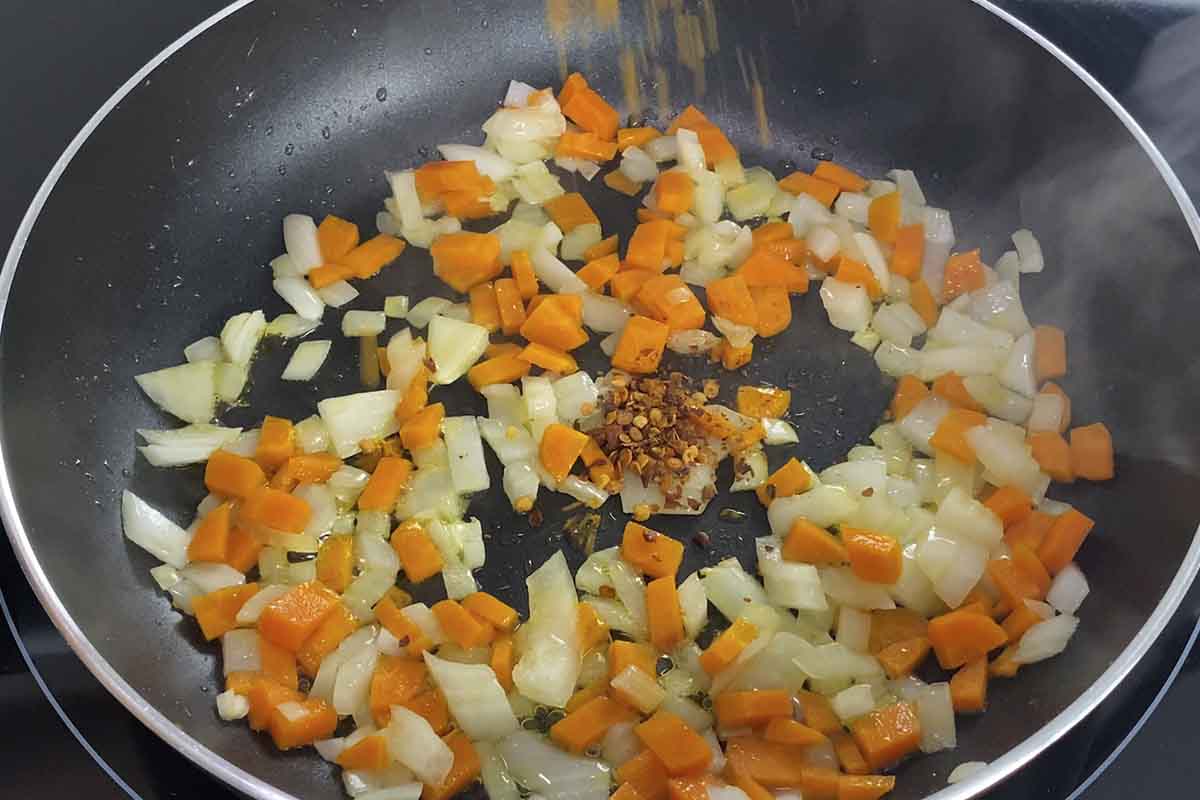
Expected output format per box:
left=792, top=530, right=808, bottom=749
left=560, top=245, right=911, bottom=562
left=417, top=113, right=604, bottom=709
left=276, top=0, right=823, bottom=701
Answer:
left=3, top=1, right=1200, bottom=799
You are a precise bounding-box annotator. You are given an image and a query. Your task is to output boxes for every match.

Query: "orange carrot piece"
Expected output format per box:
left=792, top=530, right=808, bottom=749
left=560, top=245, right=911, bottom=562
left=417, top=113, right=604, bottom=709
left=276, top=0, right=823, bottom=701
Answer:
left=843, top=527, right=902, bottom=583
left=432, top=599, right=492, bottom=648
left=296, top=603, right=358, bottom=677
left=763, top=237, right=808, bottom=264
left=612, top=315, right=669, bottom=374
left=724, top=761, right=775, bottom=800
left=584, top=234, right=619, bottom=261
left=415, top=161, right=491, bottom=197
left=540, top=422, right=590, bottom=482
left=636, top=711, right=712, bottom=776
left=752, top=221, right=793, bottom=245
left=422, top=730, right=481, bottom=800
left=315, top=534, right=355, bottom=593
left=430, top=231, right=502, bottom=292
left=245, top=677, right=303, bottom=731
left=848, top=702, right=922, bottom=771
left=617, top=750, right=671, bottom=800
left=576, top=253, right=621, bottom=291
left=336, top=733, right=390, bottom=771
left=317, top=215, right=360, bottom=261
left=467, top=282, right=501, bottom=332
left=637, top=274, right=706, bottom=331
left=982, top=486, right=1034, bottom=530
left=459, top=592, right=518, bottom=633
left=718, top=339, right=753, bottom=370
left=949, top=657, right=989, bottom=713
left=619, top=127, right=662, bottom=151
left=357, top=456, right=412, bottom=511
left=655, top=171, right=695, bottom=215
left=738, top=248, right=809, bottom=293
left=706, top=274, right=759, bottom=328
left=1001, top=599, right=1047, bottom=641
left=795, top=690, right=844, bottom=736
left=926, top=608, right=1009, bottom=669
left=1034, top=325, right=1067, bottom=382
left=510, top=249, right=539, bottom=299
left=224, top=526, right=263, bottom=574
left=338, top=234, right=406, bottom=280
left=890, top=224, right=924, bottom=278
left=621, top=521, right=684, bottom=578
left=837, top=775, right=897, bottom=800
left=875, top=637, right=932, bottom=679
left=1029, top=431, right=1074, bottom=483
left=556, top=129, right=619, bottom=161
left=714, top=690, right=793, bottom=729
left=258, top=635, right=299, bottom=690
left=605, top=170, right=644, bottom=197
left=778, top=171, right=840, bottom=207
left=867, top=192, right=902, bottom=244
left=400, top=402, right=444, bottom=451
left=749, top=286, right=791, bottom=337
left=929, top=408, right=987, bottom=463
left=699, top=618, right=759, bottom=675
left=188, top=501, right=233, bottom=563
left=723, top=736, right=806, bottom=788
left=989, top=644, right=1022, bottom=678
left=267, top=697, right=337, bottom=750
left=485, top=342, right=524, bottom=359
left=240, top=484, right=311, bottom=533
left=890, top=375, right=929, bottom=420
left=393, top=364, right=430, bottom=424
left=835, top=256, right=882, bottom=301
left=932, top=372, right=984, bottom=412
left=467, top=354, right=531, bottom=390
left=205, top=449, right=266, bottom=499
left=258, top=581, right=342, bottom=652
left=1070, top=422, right=1114, bottom=480
left=551, top=694, right=636, bottom=753
left=763, top=718, right=827, bottom=747
left=192, top=583, right=259, bottom=641
left=756, top=457, right=812, bottom=507
left=391, top=521, right=444, bottom=583
left=493, top=278, right=527, bottom=336
left=520, top=297, right=589, bottom=351
left=646, top=576, right=685, bottom=652
left=568, top=679, right=617, bottom=715
left=666, top=776, right=711, bottom=800
left=986, top=556, right=1045, bottom=611
left=255, top=416, right=295, bottom=472
left=813, top=161, right=868, bottom=192
left=279, top=453, right=343, bottom=484
left=402, top=688, right=451, bottom=734
left=736, top=385, right=791, bottom=418
left=1037, top=508, right=1095, bottom=575
left=781, top=519, right=849, bottom=566
left=626, top=220, right=675, bottom=272
left=864, top=610, right=927, bottom=657
left=608, top=640, right=657, bottom=682
left=563, top=86, right=620, bottom=141
left=558, top=72, right=588, bottom=106
left=518, top=342, right=579, bottom=374
left=307, top=262, right=355, bottom=289
left=942, top=250, right=986, bottom=302
left=909, top=278, right=939, bottom=325
left=491, top=634, right=515, bottom=691
left=545, top=192, right=601, bottom=233
left=831, top=730, right=872, bottom=775
left=576, top=602, right=610, bottom=652
left=612, top=268, right=658, bottom=302
left=612, top=784, right=646, bottom=800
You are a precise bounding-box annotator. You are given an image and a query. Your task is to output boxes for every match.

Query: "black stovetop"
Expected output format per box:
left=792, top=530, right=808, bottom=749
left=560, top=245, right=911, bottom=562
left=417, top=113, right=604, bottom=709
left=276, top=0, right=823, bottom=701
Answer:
left=3, top=1, right=1200, bottom=798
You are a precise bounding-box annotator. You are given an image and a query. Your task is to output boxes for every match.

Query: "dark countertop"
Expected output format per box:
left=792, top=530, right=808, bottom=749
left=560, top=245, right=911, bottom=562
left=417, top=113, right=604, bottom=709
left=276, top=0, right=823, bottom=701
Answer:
left=2, top=2, right=1199, bottom=799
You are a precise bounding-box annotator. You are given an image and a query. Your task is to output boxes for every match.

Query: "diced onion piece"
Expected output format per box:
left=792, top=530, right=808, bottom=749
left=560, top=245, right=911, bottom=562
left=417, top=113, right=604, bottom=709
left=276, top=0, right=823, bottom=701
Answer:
left=968, top=280, right=1030, bottom=335
left=266, top=313, right=320, bottom=340
left=701, top=559, right=770, bottom=622
left=135, top=361, right=217, bottom=424
left=442, top=416, right=490, bottom=494
left=559, top=476, right=607, bottom=508
left=921, top=207, right=955, bottom=300
left=936, top=487, right=1003, bottom=546
left=270, top=253, right=301, bottom=278
left=274, top=276, right=326, bottom=321
left=318, top=280, right=360, bottom=308
left=1013, top=614, right=1079, bottom=664
left=531, top=247, right=588, bottom=294
left=423, top=652, right=518, bottom=741
left=184, top=336, right=223, bottom=363
left=281, top=340, right=332, bottom=381
left=836, top=607, right=871, bottom=652
left=820, top=567, right=896, bottom=610
left=385, top=706, right=454, bottom=786
left=1046, top=563, right=1089, bottom=614
left=332, top=639, right=380, bottom=717
left=512, top=551, right=579, bottom=707
left=713, top=315, right=756, bottom=348
left=601, top=721, right=641, bottom=767
left=137, top=424, right=242, bottom=467
left=382, top=295, right=410, bottom=320
left=216, top=689, right=249, bottom=721
left=560, top=223, right=603, bottom=262
left=789, top=194, right=834, bottom=238
left=887, top=169, right=927, bottom=206
left=579, top=292, right=633, bottom=333
left=608, top=558, right=649, bottom=638
left=553, top=372, right=599, bottom=423
left=610, top=664, right=666, bottom=714
left=437, top=144, right=517, bottom=181
left=479, top=418, right=536, bottom=466
left=405, top=297, right=452, bottom=329
left=620, top=146, right=659, bottom=183
left=180, top=562, right=245, bottom=593
left=674, top=128, right=706, bottom=175
left=820, top=278, right=873, bottom=332
left=318, top=389, right=401, bottom=458
left=677, top=573, right=708, bottom=640
left=763, top=560, right=827, bottom=611
left=916, top=529, right=988, bottom=609
left=428, top=315, right=489, bottom=385
left=1012, top=228, right=1044, bottom=273
left=730, top=448, right=768, bottom=492
left=121, top=490, right=190, bottom=568
left=1027, top=392, right=1065, bottom=433
left=511, top=161, right=566, bottom=205
left=948, top=762, right=989, bottom=785
left=222, top=629, right=261, bottom=675
left=496, top=730, right=611, bottom=800
left=962, top=375, right=1033, bottom=424
left=767, top=485, right=858, bottom=533
left=283, top=214, right=322, bottom=273
left=965, top=423, right=1046, bottom=498
left=915, top=682, right=957, bottom=753
left=897, top=396, right=951, bottom=454
left=644, top=135, right=679, bottom=162
left=875, top=342, right=922, bottom=378
left=502, top=461, right=539, bottom=511
left=831, top=684, right=875, bottom=721
left=998, top=331, right=1037, bottom=397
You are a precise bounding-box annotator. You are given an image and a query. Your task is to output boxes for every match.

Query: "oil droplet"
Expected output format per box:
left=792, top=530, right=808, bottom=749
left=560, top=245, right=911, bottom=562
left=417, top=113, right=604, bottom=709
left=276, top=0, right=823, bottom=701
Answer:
left=375, top=86, right=388, bottom=102
left=265, top=125, right=274, bottom=135
left=277, top=164, right=287, bottom=175
left=321, top=126, right=331, bottom=139
left=811, top=147, right=833, bottom=161
left=284, top=143, right=295, bottom=155
left=815, top=87, right=826, bottom=96
left=481, top=18, right=489, bottom=28
left=423, top=47, right=433, bottom=55
left=227, top=169, right=236, bottom=178
left=185, top=158, right=195, bottom=167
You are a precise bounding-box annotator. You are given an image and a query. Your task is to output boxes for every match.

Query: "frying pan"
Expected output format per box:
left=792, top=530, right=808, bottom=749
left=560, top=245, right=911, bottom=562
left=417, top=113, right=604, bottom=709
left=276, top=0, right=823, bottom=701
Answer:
left=3, top=0, right=1200, bottom=798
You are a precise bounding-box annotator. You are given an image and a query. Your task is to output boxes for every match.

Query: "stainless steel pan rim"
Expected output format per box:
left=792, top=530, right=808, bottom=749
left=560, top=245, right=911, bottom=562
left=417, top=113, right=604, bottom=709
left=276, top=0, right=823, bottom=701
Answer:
left=1, top=2, right=1197, bottom=799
